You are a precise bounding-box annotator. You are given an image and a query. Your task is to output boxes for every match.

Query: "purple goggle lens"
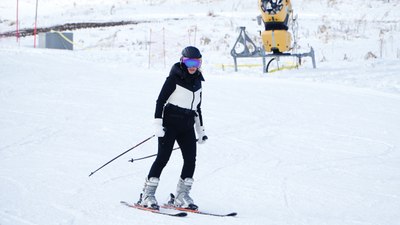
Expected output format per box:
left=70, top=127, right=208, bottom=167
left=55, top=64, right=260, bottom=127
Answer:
left=182, top=58, right=202, bottom=68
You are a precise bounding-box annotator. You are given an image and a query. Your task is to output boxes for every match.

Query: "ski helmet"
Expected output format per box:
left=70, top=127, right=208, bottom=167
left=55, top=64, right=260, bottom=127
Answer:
left=181, top=46, right=202, bottom=58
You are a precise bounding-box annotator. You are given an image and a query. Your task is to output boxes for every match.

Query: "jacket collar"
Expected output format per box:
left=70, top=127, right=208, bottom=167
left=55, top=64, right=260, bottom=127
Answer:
left=170, top=62, right=205, bottom=81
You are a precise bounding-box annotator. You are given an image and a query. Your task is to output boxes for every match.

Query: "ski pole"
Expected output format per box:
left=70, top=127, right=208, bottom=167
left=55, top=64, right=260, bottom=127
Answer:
left=128, top=146, right=181, bottom=163
left=89, top=134, right=155, bottom=177
left=128, top=137, right=207, bottom=163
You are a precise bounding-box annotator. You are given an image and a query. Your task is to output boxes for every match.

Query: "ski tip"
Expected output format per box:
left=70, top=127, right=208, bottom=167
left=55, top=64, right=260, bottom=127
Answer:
left=176, top=212, right=188, bottom=217
left=227, top=212, right=238, bottom=217
left=120, top=201, right=131, bottom=206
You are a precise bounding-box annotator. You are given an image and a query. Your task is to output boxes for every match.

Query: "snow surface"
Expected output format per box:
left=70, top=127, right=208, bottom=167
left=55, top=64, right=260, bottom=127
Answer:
left=1, top=0, right=400, bottom=225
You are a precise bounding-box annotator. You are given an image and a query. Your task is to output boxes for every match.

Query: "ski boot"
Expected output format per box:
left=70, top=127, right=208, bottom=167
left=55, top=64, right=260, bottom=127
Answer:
left=137, top=177, right=159, bottom=210
left=169, top=178, right=198, bottom=210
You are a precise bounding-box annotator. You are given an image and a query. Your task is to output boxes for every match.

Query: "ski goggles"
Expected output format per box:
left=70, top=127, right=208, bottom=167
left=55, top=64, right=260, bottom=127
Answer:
left=182, top=57, right=202, bottom=68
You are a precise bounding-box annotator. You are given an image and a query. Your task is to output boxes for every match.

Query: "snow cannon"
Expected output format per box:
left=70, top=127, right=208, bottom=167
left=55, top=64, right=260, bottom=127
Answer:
left=230, top=0, right=316, bottom=73
left=258, top=0, right=292, bottom=53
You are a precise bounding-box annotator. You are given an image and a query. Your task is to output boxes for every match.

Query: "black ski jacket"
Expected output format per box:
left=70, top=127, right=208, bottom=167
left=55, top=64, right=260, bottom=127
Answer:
left=155, top=62, right=205, bottom=126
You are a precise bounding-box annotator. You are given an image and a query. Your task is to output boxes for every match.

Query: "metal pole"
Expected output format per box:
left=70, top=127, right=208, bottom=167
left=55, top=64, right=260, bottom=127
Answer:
left=129, top=146, right=181, bottom=163
left=310, top=47, right=316, bottom=69
left=89, top=135, right=155, bottom=177
left=128, top=139, right=202, bottom=163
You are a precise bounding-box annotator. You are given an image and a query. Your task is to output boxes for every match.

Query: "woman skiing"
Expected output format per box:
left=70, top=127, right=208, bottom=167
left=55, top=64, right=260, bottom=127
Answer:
left=137, top=46, right=208, bottom=210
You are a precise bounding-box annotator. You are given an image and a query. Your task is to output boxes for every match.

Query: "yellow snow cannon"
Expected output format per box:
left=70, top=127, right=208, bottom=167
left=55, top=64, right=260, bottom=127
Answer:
left=230, top=0, right=316, bottom=72
left=258, top=0, right=293, bottom=53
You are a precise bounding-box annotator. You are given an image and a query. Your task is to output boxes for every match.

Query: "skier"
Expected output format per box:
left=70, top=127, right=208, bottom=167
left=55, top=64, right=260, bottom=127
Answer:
left=137, top=46, right=208, bottom=210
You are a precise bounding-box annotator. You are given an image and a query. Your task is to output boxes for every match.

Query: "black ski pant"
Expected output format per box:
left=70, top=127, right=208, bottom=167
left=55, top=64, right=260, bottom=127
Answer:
left=148, top=106, right=197, bottom=180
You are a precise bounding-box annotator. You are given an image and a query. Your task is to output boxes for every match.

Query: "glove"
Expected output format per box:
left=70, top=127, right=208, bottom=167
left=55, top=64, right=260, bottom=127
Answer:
left=196, top=126, right=208, bottom=144
left=154, top=118, right=165, bottom=137
left=195, top=117, right=208, bottom=144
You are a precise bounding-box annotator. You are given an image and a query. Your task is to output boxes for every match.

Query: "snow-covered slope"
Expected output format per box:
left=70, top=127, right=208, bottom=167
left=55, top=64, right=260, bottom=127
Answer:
left=1, top=1, right=400, bottom=225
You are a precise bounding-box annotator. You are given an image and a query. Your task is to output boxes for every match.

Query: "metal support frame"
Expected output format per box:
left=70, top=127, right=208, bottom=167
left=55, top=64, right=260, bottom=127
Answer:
left=230, top=27, right=316, bottom=73
left=264, top=47, right=316, bottom=69
left=230, top=27, right=266, bottom=72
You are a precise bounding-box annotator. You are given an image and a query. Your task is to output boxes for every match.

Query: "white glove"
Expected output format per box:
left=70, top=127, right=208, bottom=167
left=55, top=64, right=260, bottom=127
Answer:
left=196, top=126, right=208, bottom=144
left=195, top=117, right=208, bottom=144
left=154, top=118, right=165, bottom=137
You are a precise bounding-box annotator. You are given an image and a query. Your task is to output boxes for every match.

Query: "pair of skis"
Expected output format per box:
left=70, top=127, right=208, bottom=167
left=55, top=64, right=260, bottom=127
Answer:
left=120, top=201, right=237, bottom=217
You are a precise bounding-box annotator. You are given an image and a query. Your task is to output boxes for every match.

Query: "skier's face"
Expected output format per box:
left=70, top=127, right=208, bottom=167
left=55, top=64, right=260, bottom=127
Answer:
left=187, top=67, right=198, bottom=74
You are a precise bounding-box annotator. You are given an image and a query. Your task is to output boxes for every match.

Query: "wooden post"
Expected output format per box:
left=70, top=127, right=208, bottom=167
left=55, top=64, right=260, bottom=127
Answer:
left=16, top=0, right=19, bottom=42
left=34, top=0, right=39, bottom=48
left=163, top=27, right=166, bottom=68
left=148, top=28, right=152, bottom=68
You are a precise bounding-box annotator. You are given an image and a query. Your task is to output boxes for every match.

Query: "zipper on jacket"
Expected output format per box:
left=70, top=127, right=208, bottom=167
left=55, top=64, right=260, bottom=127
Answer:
left=190, top=89, right=195, bottom=110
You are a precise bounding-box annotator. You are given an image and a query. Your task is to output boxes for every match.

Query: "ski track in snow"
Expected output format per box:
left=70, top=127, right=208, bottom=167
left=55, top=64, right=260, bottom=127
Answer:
left=1, top=50, right=399, bottom=225
left=1, top=46, right=400, bottom=225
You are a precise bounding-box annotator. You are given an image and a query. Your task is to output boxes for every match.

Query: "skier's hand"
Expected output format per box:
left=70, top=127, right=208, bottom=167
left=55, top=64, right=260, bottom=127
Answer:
left=196, top=126, right=207, bottom=144
left=194, top=116, right=207, bottom=144
left=198, top=133, right=208, bottom=144
left=154, top=118, right=165, bottom=137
